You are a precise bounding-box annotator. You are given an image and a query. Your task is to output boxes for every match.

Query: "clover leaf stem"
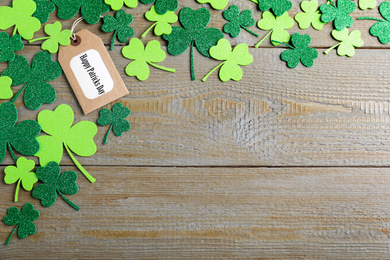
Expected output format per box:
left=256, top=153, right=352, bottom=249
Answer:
left=110, top=31, right=117, bottom=51
left=356, top=17, right=386, bottom=22
left=147, top=61, right=176, bottom=73
left=271, top=40, right=295, bottom=49
left=7, top=143, right=17, bottom=163
left=241, top=26, right=259, bottom=37
left=190, top=41, right=195, bottom=81
left=58, top=190, right=80, bottom=211
left=64, top=144, right=96, bottom=183
left=29, top=37, right=50, bottom=43
left=10, top=84, right=28, bottom=104
left=14, top=178, right=21, bottom=202
left=249, top=0, right=259, bottom=4
left=324, top=42, right=341, bottom=54
left=202, top=62, right=225, bottom=82
left=255, top=30, right=273, bottom=48
left=12, top=26, right=17, bottom=36
left=103, top=124, right=113, bottom=145
left=5, top=224, right=18, bottom=246
left=141, top=23, right=157, bottom=38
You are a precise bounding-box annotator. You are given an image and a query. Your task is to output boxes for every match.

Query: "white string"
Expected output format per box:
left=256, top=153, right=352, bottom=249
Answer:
left=70, top=15, right=105, bottom=40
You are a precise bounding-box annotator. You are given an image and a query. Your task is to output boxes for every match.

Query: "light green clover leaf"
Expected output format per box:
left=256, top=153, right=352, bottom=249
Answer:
left=35, top=104, right=98, bottom=183
left=359, top=0, right=376, bottom=10
left=142, top=6, right=178, bottom=38
left=295, top=0, right=325, bottom=30
left=324, top=28, right=364, bottom=57
left=29, top=22, right=72, bottom=54
left=202, top=39, right=253, bottom=82
left=255, top=11, right=294, bottom=48
left=196, top=0, right=229, bottom=10
left=0, top=76, right=13, bottom=100
left=4, top=157, right=38, bottom=202
left=105, top=0, right=138, bottom=10
left=122, top=38, right=175, bottom=81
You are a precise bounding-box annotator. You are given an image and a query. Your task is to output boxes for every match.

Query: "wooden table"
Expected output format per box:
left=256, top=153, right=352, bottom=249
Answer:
left=2, top=0, right=390, bottom=258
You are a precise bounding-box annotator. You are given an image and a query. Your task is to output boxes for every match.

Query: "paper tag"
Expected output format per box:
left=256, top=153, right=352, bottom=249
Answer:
left=58, top=29, right=129, bottom=114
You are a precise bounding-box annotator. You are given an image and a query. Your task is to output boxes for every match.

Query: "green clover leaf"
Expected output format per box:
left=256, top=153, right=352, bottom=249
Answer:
left=359, top=0, right=376, bottom=10
left=3, top=203, right=40, bottom=246
left=2, top=51, right=62, bottom=110
left=32, top=161, right=80, bottom=211
left=140, top=0, right=178, bottom=15
left=0, top=76, right=13, bottom=100
left=142, top=6, right=178, bottom=38
left=251, top=0, right=293, bottom=17
left=29, top=21, right=72, bottom=54
left=223, top=5, right=258, bottom=38
left=122, top=38, right=175, bottom=81
left=324, top=28, right=364, bottom=57
left=97, top=103, right=131, bottom=145
left=273, top=33, right=318, bottom=68
left=0, top=102, right=41, bottom=164
left=163, top=7, right=224, bottom=81
left=4, top=157, right=38, bottom=202
left=35, top=104, right=98, bottom=183
left=105, top=0, right=138, bottom=10
left=102, top=10, right=134, bottom=51
left=0, top=32, right=24, bottom=62
left=52, top=0, right=110, bottom=25
left=0, top=0, right=41, bottom=40
left=320, top=0, right=356, bottom=31
left=295, top=0, right=325, bottom=30
left=32, top=0, right=56, bottom=23
left=196, top=0, right=229, bottom=10
left=255, top=11, right=294, bottom=48
left=202, top=39, right=253, bottom=82
left=357, top=2, right=390, bottom=44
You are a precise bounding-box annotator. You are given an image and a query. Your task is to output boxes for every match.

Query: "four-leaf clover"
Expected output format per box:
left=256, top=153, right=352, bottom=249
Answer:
left=223, top=5, right=259, bottom=38
left=320, top=0, right=356, bottom=31
left=142, top=6, right=178, bottom=38
left=140, top=0, right=178, bottom=15
left=357, top=2, right=390, bottom=44
left=0, top=76, right=13, bottom=100
left=105, top=0, right=138, bottom=10
left=35, top=104, right=98, bottom=183
left=32, top=0, right=56, bottom=23
left=0, top=32, right=24, bottom=62
left=102, top=10, right=134, bottom=51
left=295, top=0, right=326, bottom=30
left=196, top=0, right=229, bottom=10
left=252, top=0, right=293, bottom=17
left=97, top=103, right=131, bottom=145
left=4, top=157, right=38, bottom=202
left=324, top=28, right=364, bottom=57
left=202, top=39, right=253, bottom=82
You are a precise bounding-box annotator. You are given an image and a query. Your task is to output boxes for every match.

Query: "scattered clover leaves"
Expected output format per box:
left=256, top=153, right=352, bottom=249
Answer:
left=324, top=28, right=364, bottom=57
left=257, top=0, right=293, bottom=17
left=30, top=21, right=72, bottom=54
left=0, top=76, right=13, bottom=100
left=357, top=2, right=390, bottom=44
left=140, top=0, right=178, bottom=15
left=142, top=6, right=178, bottom=37
left=196, top=0, right=229, bottom=10
left=223, top=5, right=258, bottom=38
left=102, top=10, right=134, bottom=51
left=97, top=103, right=131, bottom=145
left=105, top=0, right=138, bottom=10
left=2, top=51, right=62, bottom=110
left=320, top=0, right=356, bottom=31
left=359, top=0, right=376, bottom=10
left=295, top=0, right=325, bottom=30
left=32, top=0, right=56, bottom=23
left=0, top=32, right=24, bottom=62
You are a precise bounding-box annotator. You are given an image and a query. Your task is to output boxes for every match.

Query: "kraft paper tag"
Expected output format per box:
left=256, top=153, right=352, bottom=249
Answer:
left=58, top=29, right=129, bottom=115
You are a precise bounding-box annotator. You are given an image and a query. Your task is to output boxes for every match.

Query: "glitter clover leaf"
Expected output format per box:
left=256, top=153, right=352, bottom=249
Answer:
left=359, top=0, right=376, bottom=10
left=102, top=10, right=134, bottom=51
left=97, top=103, right=131, bottom=145
left=32, top=0, right=56, bottom=23
left=35, top=104, right=98, bottom=183
left=122, top=38, right=175, bottom=81
left=142, top=6, right=178, bottom=38
left=222, top=5, right=259, bottom=38
left=250, top=0, right=292, bottom=17
left=320, top=0, right=356, bottom=31
left=0, top=102, right=41, bottom=164
left=52, top=0, right=110, bottom=25
left=163, top=7, right=224, bottom=81
left=273, top=33, right=318, bottom=68
left=295, top=0, right=326, bottom=30
left=4, top=157, right=38, bottom=202
left=255, top=11, right=294, bottom=48
left=357, top=2, right=390, bottom=44
left=0, top=0, right=41, bottom=40
left=105, top=0, right=138, bottom=10
left=3, top=203, right=40, bottom=246
left=140, top=0, right=178, bottom=15
left=196, top=0, right=229, bottom=10
left=2, top=51, right=62, bottom=110
left=324, top=28, right=364, bottom=57
left=33, top=161, right=80, bottom=211
left=0, top=32, right=24, bottom=63
left=0, top=76, right=13, bottom=100
left=29, top=21, right=72, bottom=54
left=202, top=39, right=253, bottom=82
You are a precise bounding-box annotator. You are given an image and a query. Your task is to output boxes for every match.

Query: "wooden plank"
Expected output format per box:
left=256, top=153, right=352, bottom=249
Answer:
left=1, top=166, right=390, bottom=259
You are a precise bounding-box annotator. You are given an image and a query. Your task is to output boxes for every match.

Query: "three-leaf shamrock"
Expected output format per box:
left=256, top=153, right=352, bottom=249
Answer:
left=0, top=32, right=24, bottom=62
left=163, top=7, right=224, bottom=81
left=122, top=38, right=175, bottom=81
left=4, top=157, right=38, bottom=202
left=273, top=33, right=318, bottom=68
left=33, top=161, right=80, bottom=211
left=35, top=104, right=98, bottom=183
left=0, top=0, right=41, bottom=40
left=255, top=11, right=294, bottom=48
left=251, top=0, right=293, bottom=17
left=142, top=6, right=178, bottom=38
left=202, top=39, right=253, bottom=82
left=29, top=22, right=72, bottom=54
left=97, top=103, right=131, bottom=144
left=51, top=0, right=110, bottom=25
left=3, top=203, right=40, bottom=246
left=102, top=10, right=134, bottom=51
left=320, top=0, right=356, bottom=31
left=357, top=2, right=390, bottom=44
left=0, top=76, right=13, bottom=100
left=140, top=0, right=178, bottom=15
left=105, top=0, right=138, bottom=10
left=2, top=51, right=62, bottom=110
left=0, top=102, right=41, bottom=164
left=32, top=0, right=56, bottom=23
left=196, top=0, right=229, bottom=10
left=223, top=5, right=259, bottom=38
left=324, top=28, right=364, bottom=57
left=359, top=0, right=376, bottom=10
left=295, top=0, right=326, bottom=30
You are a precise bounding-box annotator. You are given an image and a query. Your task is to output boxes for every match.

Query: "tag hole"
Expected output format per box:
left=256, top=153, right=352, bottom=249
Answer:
left=71, top=35, right=81, bottom=46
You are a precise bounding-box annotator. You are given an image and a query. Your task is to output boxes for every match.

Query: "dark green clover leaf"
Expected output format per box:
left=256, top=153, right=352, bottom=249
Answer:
left=320, top=0, right=356, bottom=31
left=223, top=5, right=258, bottom=38
left=140, top=0, right=178, bottom=15
left=52, top=0, right=110, bottom=25
left=256, top=0, right=292, bottom=17
left=357, top=2, right=390, bottom=44
left=2, top=51, right=62, bottom=110
left=0, top=102, right=41, bottom=164
left=163, top=7, right=224, bottom=81
left=3, top=203, right=40, bottom=246
left=97, top=103, right=131, bottom=145
left=0, top=32, right=24, bottom=62
left=32, top=161, right=80, bottom=211
left=273, top=33, right=318, bottom=68
left=32, top=0, right=56, bottom=23
left=102, top=10, right=134, bottom=51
